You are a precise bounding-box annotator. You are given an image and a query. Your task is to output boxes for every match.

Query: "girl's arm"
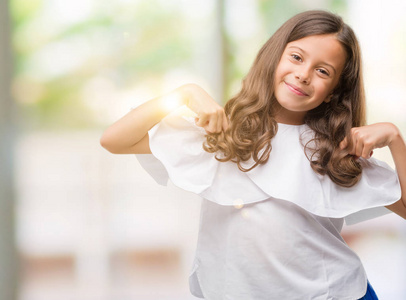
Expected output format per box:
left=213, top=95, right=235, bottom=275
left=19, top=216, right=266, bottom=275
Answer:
left=100, top=83, right=228, bottom=154
left=340, top=123, right=406, bottom=219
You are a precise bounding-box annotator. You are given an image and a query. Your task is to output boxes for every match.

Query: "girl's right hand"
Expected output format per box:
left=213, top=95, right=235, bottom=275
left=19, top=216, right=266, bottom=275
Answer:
left=100, top=83, right=228, bottom=155
left=183, top=84, right=229, bottom=134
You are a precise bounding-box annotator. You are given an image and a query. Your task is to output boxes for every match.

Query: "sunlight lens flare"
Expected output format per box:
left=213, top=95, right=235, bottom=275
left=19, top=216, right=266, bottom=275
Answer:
left=162, top=92, right=184, bottom=112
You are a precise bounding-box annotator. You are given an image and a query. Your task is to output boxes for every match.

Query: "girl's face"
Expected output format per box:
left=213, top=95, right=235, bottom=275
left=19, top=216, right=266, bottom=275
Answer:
left=273, top=34, right=346, bottom=124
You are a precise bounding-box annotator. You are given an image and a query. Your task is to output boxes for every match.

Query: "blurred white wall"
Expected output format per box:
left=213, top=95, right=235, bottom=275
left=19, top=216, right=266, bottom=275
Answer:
left=16, top=131, right=201, bottom=300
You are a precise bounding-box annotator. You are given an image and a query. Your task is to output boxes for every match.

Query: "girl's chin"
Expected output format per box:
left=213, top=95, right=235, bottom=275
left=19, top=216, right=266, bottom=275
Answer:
left=276, top=102, right=307, bottom=113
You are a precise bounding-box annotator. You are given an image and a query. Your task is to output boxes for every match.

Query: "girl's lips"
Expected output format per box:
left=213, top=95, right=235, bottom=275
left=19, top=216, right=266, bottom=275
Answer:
left=284, top=81, right=309, bottom=96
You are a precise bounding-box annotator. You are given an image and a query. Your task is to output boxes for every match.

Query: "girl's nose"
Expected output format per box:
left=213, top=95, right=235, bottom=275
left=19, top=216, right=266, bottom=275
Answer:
left=295, top=67, right=311, bottom=84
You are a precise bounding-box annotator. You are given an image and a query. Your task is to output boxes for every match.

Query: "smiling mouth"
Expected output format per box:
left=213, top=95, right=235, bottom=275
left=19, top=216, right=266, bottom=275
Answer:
left=284, top=81, right=309, bottom=96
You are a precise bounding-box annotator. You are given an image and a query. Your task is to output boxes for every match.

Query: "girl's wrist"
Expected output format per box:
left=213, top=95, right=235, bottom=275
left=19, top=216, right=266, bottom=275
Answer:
left=387, top=123, right=402, bottom=149
left=180, top=83, right=202, bottom=113
left=180, top=83, right=198, bottom=108
left=156, top=85, right=192, bottom=116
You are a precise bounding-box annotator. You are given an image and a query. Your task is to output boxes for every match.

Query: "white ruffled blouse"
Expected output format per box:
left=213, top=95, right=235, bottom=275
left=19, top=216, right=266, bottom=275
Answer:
left=136, top=107, right=401, bottom=300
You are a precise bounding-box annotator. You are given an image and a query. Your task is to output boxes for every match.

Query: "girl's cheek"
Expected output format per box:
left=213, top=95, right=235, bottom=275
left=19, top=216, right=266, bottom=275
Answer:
left=275, top=65, right=288, bottom=80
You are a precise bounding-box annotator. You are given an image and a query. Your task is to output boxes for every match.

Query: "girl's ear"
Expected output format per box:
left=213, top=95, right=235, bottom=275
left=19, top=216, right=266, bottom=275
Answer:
left=324, top=93, right=333, bottom=103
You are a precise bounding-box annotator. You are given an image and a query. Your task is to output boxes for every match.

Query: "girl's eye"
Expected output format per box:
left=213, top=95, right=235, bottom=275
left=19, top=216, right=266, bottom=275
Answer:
left=317, top=69, right=329, bottom=76
left=291, top=54, right=302, bottom=61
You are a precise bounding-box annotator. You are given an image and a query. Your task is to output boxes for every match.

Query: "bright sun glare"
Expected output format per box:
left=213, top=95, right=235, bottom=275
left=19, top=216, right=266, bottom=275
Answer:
left=162, top=92, right=183, bottom=112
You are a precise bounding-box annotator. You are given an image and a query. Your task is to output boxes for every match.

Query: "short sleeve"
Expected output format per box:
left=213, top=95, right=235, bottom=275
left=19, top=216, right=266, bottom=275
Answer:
left=343, top=157, right=401, bottom=225
left=136, top=153, right=169, bottom=186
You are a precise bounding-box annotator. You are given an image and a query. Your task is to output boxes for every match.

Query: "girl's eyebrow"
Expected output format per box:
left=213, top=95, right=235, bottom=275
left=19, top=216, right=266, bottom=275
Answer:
left=287, top=45, right=337, bottom=75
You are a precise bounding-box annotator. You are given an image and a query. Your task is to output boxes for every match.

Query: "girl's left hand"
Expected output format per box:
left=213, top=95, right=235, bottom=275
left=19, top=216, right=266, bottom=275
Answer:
left=339, top=122, right=399, bottom=159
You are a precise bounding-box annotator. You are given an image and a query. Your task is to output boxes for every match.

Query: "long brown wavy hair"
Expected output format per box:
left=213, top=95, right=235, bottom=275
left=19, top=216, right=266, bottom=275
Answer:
left=203, top=10, right=366, bottom=187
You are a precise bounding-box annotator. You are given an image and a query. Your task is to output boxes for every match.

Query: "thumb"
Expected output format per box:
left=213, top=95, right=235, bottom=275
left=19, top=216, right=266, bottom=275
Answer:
left=339, top=137, right=348, bottom=150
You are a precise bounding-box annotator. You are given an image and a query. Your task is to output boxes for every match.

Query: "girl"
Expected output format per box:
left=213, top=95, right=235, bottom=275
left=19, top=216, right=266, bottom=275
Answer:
left=101, top=10, right=406, bottom=300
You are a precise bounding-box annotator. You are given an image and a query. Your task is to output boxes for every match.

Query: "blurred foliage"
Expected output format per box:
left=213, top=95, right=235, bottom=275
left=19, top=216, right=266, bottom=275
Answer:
left=10, top=0, right=193, bottom=130
left=258, top=0, right=347, bottom=33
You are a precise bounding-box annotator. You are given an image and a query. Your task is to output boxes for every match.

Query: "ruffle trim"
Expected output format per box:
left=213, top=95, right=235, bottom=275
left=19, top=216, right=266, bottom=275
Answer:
left=136, top=108, right=401, bottom=225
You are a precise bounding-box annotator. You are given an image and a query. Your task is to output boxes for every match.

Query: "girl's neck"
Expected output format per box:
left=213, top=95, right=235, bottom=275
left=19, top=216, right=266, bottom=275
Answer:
left=273, top=102, right=306, bottom=125
left=274, top=111, right=306, bottom=125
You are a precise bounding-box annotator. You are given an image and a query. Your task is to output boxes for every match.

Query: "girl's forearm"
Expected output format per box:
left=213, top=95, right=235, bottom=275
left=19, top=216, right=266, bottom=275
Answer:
left=100, top=84, right=191, bottom=154
left=389, top=126, right=406, bottom=207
